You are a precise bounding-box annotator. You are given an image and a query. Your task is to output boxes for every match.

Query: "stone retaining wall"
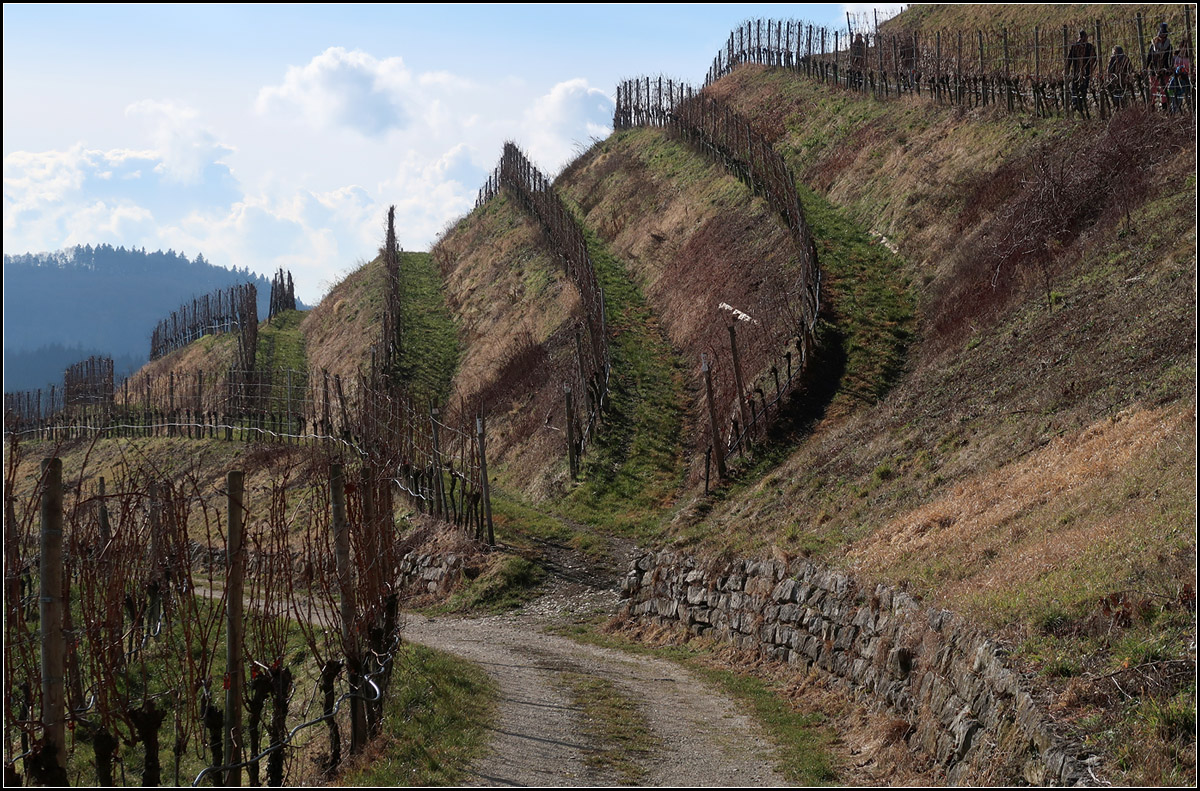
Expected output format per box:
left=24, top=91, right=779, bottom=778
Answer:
left=621, top=550, right=1093, bottom=785
left=397, top=550, right=468, bottom=597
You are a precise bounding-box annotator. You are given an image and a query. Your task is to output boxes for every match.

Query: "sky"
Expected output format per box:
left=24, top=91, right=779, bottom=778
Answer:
left=3, top=3, right=903, bottom=305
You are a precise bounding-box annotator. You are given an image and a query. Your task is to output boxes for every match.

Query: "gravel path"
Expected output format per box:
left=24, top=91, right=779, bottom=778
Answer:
left=405, top=612, right=787, bottom=787
left=402, top=538, right=789, bottom=787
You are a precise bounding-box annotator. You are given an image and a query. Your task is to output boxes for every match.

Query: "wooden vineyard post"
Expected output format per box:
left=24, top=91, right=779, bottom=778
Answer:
left=834, top=31, right=840, bottom=85
left=286, top=369, right=292, bottom=441
left=702, top=355, right=727, bottom=481
left=477, top=416, right=494, bottom=546
left=727, top=324, right=749, bottom=445
left=1035, top=26, right=1041, bottom=115
left=1095, top=20, right=1105, bottom=119
left=322, top=370, right=332, bottom=437
left=39, top=457, right=68, bottom=787
left=225, top=470, right=245, bottom=787
left=334, top=375, right=349, bottom=442
left=330, top=464, right=365, bottom=753
left=1136, top=14, right=1146, bottom=87
left=1003, top=29, right=1012, bottom=111
left=575, top=327, right=591, bottom=422
left=565, top=387, right=578, bottom=480
left=98, top=476, right=111, bottom=546
left=979, top=31, right=985, bottom=105
left=169, top=371, right=175, bottom=437
left=1062, top=26, right=1070, bottom=117
left=430, top=406, right=445, bottom=518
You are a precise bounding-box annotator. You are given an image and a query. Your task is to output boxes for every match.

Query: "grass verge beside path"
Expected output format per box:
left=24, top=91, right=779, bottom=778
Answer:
left=337, top=642, right=496, bottom=786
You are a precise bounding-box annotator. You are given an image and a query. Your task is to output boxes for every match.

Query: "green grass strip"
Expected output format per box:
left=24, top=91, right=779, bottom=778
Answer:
left=550, top=622, right=839, bottom=785
left=556, top=218, right=687, bottom=539
left=340, top=642, right=497, bottom=786
left=557, top=671, right=660, bottom=785
left=392, top=251, right=460, bottom=404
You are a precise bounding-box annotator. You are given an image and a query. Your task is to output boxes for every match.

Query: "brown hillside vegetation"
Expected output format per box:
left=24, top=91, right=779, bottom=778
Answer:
left=135, top=325, right=240, bottom=384
left=433, top=192, right=583, bottom=501
left=676, top=62, right=1195, bottom=784
left=557, top=128, right=810, bottom=482
left=301, top=256, right=386, bottom=385
left=885, top=3, right=1191, bottom=36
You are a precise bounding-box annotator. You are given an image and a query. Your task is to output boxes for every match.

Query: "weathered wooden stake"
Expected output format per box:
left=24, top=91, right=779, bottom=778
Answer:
left=39, top=458, right=68, bottom=786
left=727, top=324, right=749, bottom=442
left=225, top=470, right=245, bottom=787
left=702, top=355, right=728, bottom=480
left=565, top=387, right=577, bottom=479
left=477, top=416, right=494, bottom=546
left=430, top=406, right=445, bottom=517
left=330, top=464, right=365, bottom=753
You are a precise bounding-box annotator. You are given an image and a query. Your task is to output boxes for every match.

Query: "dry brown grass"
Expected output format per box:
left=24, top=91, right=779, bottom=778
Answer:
left=301, top=258, right=384, bottom=384
left=846, top=403, right=1196, bottom=621
left=132, top=326, right=239, bottom=384
left=432, top=194, right=583, bottom=501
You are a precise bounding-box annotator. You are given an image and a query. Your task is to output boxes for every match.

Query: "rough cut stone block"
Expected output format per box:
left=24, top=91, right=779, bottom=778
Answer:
left=772, top=578, right=797, bottom=602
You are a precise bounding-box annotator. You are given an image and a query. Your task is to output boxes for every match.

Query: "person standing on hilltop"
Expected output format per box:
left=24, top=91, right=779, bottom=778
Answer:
left=1146, top=22, right=1173, bottom=110
left=1107, top=45, right=1134, bottom=107
left=1168, top=43, right=1192, bottom=114
left=850, top=33, right=867, bottom=89
left=1067, top=29, right=1097, bottom=116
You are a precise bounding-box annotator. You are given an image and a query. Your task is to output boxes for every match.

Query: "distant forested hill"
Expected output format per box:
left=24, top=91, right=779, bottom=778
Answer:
left=3, top=244, right=283, bottom=392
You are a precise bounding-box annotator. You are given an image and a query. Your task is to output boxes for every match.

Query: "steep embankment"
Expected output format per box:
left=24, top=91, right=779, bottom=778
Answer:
left=301, top=256, right=387, bottom=385
left=695, top=64, right=1195, bottom=579
left=433, top=193, right=585, bottom=500
left=557, top=128, right=805, bottom=483
left=661, top=64, right=1196, bottom=784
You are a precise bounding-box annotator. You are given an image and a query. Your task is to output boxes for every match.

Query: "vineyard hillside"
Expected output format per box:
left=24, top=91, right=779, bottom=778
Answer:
left=428, top=61, right=1196, bottom=782
left=8, top=11, right=1195, bottom=785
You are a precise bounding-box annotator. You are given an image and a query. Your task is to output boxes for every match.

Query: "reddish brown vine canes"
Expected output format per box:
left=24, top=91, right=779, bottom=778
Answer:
left=150, top=281, right=258, bottom=362
left=63, top=355, right=114, bottom=408
left=267, top=268, right=296, bottom=320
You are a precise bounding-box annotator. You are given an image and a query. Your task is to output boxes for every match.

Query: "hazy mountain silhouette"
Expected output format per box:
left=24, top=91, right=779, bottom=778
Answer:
left=3, top=244, right=303, bottom=392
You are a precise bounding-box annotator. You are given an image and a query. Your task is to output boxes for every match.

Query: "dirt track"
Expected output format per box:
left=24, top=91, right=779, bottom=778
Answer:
left=402, top=541, right=788, bottom=787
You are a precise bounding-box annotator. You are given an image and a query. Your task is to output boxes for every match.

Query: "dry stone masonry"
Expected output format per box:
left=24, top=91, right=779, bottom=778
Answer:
left=621, top=550, right=1094, bottom=785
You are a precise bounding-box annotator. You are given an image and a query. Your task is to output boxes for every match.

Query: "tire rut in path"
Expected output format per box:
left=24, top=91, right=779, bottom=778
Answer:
left=404, top=610, right=788, bottom=787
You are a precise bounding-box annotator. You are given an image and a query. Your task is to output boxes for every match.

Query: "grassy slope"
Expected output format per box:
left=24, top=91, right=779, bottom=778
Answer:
left=392, top=251, right=460, bottom=404
left=557, top=129, right=813, bottom=486
left=301, top=256, right=385, bottom=384
left=690, top=64, right=1195, bottom=784
left=337, top=642, right=496, bottom=786
left=556, top=218, right=687, bottom=539
left=887, top=3, right=1191, bottom=35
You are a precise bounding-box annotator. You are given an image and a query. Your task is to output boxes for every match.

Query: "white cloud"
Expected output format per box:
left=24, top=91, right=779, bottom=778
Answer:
left=841, top=4, right=907, bottom=30
left=521, top=78, right=613, bottom=173
left=5, top=145, right=91, bottom=214
left=256, top=47, right=412, bottom=137
left=381, top=146, right=480, bottom=248
left=66, top=201, right=156, bottom=246
left=125, top=99, right=231, bottom=184
left=6, top=49, right=625, bottom=308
